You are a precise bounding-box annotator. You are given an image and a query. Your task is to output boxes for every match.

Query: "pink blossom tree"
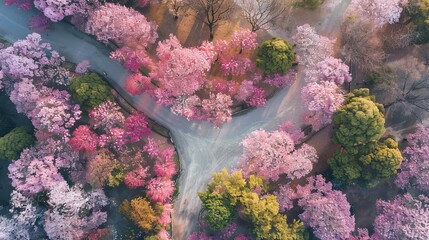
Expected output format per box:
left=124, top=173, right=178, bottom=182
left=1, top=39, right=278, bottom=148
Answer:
left=158, top=203, right=173, bottom=226
left=33, top=0, right=96, bottom=22
left=276, top=175, right=356, bottom=240
left=29, top=88, right=81, bottom=136
left=263, top=70, right=297, bottom=88
left=69, top=125, right=99, bottom=152
left=301, top=81, right=345, bottom=131
left=151, top=34, right=213, bottom=97
left=146, top=177, right=175, bottom=203
left=0, top=33, right=67, bottom=86
left=8, top=147, right=63, bottom=195
left=154, top=148, right=177, bottom=178
left=124, top=165, right=149, bottom=189
left=240, top=129, right=318, bottom=181
left=395, top=125, right=429, bottom=193
left=292, top=24, right=334, bottom=67
left=110, top=47, right=153, bottom=72
left=44, top=181, right=108, bottom=240
left=75, top=60, right=90, bottom=74
left=348, top=0, right=405, bottom=28
left=214, top=29, right=257, bottom=76
left=124, top=74, right=151, bottom=96
left=305, top=57, right=352, bottom=85
left=373, top=193, right=429, bottom=239
left=124, top=113, right=151, bottom=142
left=170, top=95, right=202, bottom=120
left=201, top=93, right=233, bottom=126
left=89, top=101, right=125, bottom=131
left=85, top=3, right=158, bottom=47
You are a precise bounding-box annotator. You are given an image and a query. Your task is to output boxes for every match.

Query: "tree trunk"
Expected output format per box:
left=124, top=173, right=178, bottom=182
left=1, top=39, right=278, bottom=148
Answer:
left=208, top=24, right=214, bottom=41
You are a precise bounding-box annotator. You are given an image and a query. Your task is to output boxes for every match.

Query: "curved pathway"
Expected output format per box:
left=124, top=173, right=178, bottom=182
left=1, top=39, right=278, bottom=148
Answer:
left=0, top=1, right=350, bottom=239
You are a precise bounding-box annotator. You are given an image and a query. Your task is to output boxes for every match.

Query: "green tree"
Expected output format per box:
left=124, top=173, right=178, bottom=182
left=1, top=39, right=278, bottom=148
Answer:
left=332, top=88, right=385, bottom=148
left=199, top=169, right=304, bottom=239
left=199, top=194, right=235, bottom=230
left=256, top=38, right=295, bottom=74
left=69, top=73, right=114, bottom=112
left=119, top=197, right=162, bottom=233
left=329, top=137, right=403, bottom=185
left=0, top=126, right=35, bottom=160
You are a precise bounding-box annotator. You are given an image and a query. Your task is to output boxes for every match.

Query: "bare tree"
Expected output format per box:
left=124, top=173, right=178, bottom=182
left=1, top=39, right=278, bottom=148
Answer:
left=341, top=18, right=386, bottom=73
left=374, top=57, right=429, bottom=116
left=238, top=0, right=295, bottom=32
left=164, top=0, right=188, bottom=19
left=187, top=0, right=236, bottom=41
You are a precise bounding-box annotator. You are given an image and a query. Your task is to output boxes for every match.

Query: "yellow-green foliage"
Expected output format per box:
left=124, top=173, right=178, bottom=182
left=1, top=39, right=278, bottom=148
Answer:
left=405, top=0, right=429, bottom=44
left=108, top=164, right=125, bottom=187
left=329, top=137, right=403, bottom=184
left=256, top=38, right=295, bottom=74
left=119, top=197, right=162, bottom=233
left=333, top=88, right=385, bottom=148
left=0, top=126, right=35, bottom=160
left=69, top=73, right=114, bottom=112
left=199, top=169, right=304, bottom=239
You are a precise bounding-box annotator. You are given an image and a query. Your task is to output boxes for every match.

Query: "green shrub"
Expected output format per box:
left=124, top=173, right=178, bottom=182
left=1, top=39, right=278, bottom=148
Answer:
left=294, top=0, right=324, bottom=10
left=0, top=126, right=35, bottom=160
left=69, top=73, right=114, bottom=112
left=256, top=38, right=295, bottom=74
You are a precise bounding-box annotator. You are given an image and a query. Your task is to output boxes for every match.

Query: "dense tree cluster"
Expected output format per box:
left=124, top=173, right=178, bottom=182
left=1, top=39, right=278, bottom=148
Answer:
left=199, top=169, right=304, bottom=239
left=329, top=89, right=403, bottom=185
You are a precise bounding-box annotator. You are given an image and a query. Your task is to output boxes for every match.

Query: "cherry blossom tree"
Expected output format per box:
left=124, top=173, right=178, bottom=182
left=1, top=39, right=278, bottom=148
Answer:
left=305, top=57, right=352, bottom=85
left=263, top=70, right=297, bottom=88
left=89, top=101, right=125, bottom=131
left=170, top=95, right=202, bottom=120
left=33, top=0, right=96, bottom=22
left=0, top=33, right=67, bottom=87
left=158, top=203, right=173, bottom=226
left=234, top=80, right=267, bottom=107
left=124, top=113, right=151, bottom=142
left=8, top=147, right=64, bottom=195
left=214, top=29, right=257, bottom=76
left=29, top=88, right=81, bottom=136
left=44, top=181, right=108, bottom=240
left=240, top=129, right=318, bottom=181
left=201, top=93, right=233, bottom=126
left=146, top=177, right=175, bottom=203
left=301, top=81, right=345, bottom=131
left=124, top=165, right=149, bottom=189
left=124, top=74, right=151, bottom=96
left=85, top=3, right=158, bottom=47
left=348, top=0, right=405, bottom=28
left=373, top=193, right=429, bottom=239
left=9, top=78, right=41, bottom=115
left=154, top=148, right=177, bottom=178
left=396, top=125, right=429, bottom=193
left=69, top=125, right=98, bottom=152
left=110, top=47, right=153, bottom=72
left=292, top=24, right=334, bottom=68
left=75, top=60, right=90, bottom=74
left=276, top=175, right=356, bottom=240
left=151, top=34, right=213, bottom=97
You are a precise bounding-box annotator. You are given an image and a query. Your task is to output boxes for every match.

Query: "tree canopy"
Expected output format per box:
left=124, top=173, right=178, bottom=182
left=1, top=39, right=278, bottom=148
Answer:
left=332, top=88, right=385, bottom=148
left=0, top=126, right=35, bottom=160
left=69, top=73, right=114, bottom=112
left=198, top=169, right=304, bottom=239
left=256, top=38, right=295, bottom=74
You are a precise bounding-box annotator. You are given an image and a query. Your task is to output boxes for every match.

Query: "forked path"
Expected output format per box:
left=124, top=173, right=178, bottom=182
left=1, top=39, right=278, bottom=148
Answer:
left=0, top=1, right=350, bottom=239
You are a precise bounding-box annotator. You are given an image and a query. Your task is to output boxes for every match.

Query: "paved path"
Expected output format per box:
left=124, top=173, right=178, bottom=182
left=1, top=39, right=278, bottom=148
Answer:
left=0, top=1, right=350, bottom=239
